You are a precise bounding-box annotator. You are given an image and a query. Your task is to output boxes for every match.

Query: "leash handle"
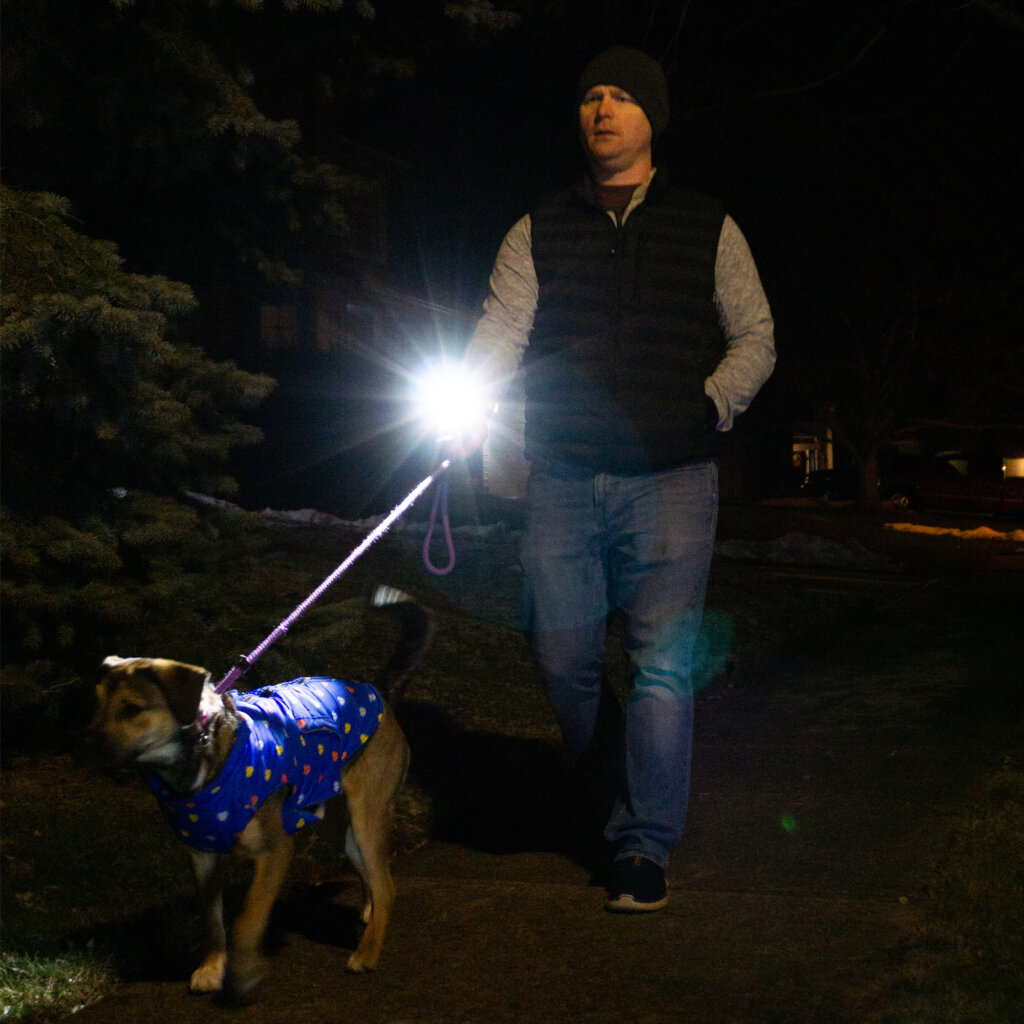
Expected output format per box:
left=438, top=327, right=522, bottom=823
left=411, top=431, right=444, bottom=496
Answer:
left=215, top=459, right=451, bottom=694
left=422, top=478, right=456, bottom=575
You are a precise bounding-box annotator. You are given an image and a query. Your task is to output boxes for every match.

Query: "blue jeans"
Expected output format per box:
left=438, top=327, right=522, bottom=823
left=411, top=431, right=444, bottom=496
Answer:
left=520, top=460, right=718, bottom=869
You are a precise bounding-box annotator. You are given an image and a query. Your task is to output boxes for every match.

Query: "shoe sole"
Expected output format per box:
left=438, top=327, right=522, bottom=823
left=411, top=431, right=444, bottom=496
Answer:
left=604, top=892, right=668, bottom=913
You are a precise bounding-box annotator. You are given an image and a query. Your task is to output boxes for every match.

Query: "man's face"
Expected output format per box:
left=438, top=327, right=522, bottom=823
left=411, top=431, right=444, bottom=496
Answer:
left=579, top=84, right=653, bottom=180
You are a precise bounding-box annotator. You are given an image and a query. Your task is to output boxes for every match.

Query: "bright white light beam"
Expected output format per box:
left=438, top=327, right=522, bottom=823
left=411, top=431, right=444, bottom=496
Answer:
left=411, top=360, right=491, bottom=442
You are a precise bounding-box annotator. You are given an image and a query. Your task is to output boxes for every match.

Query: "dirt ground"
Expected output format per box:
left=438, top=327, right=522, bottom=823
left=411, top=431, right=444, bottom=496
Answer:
left=16, top=503, right=1024, bottom=1023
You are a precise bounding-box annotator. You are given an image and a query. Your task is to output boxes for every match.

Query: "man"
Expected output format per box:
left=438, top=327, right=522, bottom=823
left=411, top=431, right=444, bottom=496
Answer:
left=465, top=46, right=775, bottom=912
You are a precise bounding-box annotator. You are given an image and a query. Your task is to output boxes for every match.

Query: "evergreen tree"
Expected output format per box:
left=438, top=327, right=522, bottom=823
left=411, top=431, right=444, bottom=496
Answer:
left=1, top=187, right=274, bottom=725
left=1, top=0, right=521, bottom=299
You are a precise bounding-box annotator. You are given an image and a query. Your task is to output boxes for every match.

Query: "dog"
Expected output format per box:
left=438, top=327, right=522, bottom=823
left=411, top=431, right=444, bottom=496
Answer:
left=87, top=585, right=430, bottom=1001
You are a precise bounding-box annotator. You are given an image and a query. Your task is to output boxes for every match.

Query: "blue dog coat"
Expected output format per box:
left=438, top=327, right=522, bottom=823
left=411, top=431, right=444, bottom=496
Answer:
left=148, top=677, right=384, bottom=853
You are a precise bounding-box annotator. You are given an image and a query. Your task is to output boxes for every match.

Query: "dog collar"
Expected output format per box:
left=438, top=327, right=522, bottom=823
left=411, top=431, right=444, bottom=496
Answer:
left=185, top=710, right=214, bottom=749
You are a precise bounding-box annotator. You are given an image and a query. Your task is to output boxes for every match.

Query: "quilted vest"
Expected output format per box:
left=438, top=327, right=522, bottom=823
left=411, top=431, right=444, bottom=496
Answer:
left=527, top=175, right=725, bottom=473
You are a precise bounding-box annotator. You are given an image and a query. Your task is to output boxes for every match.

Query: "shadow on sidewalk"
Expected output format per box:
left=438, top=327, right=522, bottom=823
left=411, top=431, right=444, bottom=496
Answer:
left=397, top=700, right=577, bottom=858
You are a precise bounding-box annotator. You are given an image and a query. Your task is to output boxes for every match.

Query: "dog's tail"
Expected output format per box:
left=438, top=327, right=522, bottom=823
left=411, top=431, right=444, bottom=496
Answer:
left=369, top=585, right=433, bottom=704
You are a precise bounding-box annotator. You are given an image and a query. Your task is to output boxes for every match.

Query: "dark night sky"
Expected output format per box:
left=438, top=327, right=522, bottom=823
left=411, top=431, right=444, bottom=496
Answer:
left=9, top=0, right=1019, bottom=353
left=355, top=1, right=1023, bottom=379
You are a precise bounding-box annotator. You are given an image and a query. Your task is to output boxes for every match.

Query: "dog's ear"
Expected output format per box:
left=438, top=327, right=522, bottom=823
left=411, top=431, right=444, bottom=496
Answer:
left=146, top=659, right=211, bottom=726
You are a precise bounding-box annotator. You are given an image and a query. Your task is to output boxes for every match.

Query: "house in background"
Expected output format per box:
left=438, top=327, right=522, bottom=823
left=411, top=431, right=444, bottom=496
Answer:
left=790, top=422, right=834, bottom=492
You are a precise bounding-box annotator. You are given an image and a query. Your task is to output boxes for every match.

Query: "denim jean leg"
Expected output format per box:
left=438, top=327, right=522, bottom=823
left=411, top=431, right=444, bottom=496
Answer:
left=519, top=469, right=610, bottom=764
left=603, top=461, right=719, bottom=868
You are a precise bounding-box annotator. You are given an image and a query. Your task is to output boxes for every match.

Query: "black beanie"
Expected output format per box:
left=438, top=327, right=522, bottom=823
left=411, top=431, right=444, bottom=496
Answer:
left=577, top=46, right=670, bottom=138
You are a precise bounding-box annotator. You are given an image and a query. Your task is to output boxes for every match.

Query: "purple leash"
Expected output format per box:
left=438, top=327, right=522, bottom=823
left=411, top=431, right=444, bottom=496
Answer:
left=215, top=459, right=451, bottom=694
left=422, top=476, right=455, bottom=575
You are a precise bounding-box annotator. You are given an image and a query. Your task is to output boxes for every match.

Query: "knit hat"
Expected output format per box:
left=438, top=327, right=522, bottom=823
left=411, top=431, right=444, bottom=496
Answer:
left=577, top=46, right=670, bottom=138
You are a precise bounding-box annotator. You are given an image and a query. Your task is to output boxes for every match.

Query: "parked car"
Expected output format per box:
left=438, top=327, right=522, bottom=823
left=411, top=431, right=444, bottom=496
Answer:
left=800, top=455, right=1024, bottom=518
left=880, top=455, right=1024, bottom=517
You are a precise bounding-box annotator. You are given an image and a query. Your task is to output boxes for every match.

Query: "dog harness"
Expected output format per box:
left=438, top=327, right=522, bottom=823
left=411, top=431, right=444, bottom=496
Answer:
left=147, top=677, right=384, bottom=853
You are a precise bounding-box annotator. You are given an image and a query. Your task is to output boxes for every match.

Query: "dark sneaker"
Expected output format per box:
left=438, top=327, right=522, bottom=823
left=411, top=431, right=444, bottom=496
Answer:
left=605, top=855, right=668, bottom=913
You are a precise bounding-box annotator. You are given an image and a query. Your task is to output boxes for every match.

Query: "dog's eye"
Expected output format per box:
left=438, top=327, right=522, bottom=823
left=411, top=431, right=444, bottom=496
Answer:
left=116, top=702, right=145, bottom=721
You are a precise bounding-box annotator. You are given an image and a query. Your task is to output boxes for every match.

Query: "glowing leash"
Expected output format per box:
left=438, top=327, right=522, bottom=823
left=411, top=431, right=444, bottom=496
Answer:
left=215, top=459, right=451, bottom=695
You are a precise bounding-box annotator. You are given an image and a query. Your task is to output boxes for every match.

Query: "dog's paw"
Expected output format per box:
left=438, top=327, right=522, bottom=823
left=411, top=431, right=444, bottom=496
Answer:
left=189, top=954, right=226, bottom=993
left=224, top=950, right=263, bottom=1005
left=223, top=977, right=260, bottom=1007
left=345, top=952, right=378, bottom=973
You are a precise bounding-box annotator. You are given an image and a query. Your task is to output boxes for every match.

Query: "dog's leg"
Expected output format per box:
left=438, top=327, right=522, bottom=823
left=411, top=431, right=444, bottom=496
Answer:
left=225, top=822, right=295, bottom=1003
left=343, top=826, right=370, bottom=924
left=188, top=851, right=228, bottom=993
left=342, top=711, right=409, bottom=972
left=343, top=805, right=394, bottom=973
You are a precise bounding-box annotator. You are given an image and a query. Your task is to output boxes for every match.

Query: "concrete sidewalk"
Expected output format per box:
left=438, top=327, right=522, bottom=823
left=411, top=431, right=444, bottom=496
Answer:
left=75, top=863, right=921, bottom=1023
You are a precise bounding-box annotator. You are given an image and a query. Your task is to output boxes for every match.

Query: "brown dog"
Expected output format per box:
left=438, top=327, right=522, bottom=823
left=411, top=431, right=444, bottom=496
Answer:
left=87, top=586, right=430, bottom=1001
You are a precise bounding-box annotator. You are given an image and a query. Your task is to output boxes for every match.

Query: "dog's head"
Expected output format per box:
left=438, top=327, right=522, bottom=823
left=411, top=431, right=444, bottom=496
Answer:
left=88, top=656, right=211, bottom=769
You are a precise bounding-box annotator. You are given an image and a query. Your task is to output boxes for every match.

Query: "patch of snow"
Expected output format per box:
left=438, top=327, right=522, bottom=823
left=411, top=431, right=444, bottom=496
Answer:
left=885, top=522, right=1024, bottom=543
left=187, top=494, right=1023, bottom=573
left=185, top=492, right=510, bottom=539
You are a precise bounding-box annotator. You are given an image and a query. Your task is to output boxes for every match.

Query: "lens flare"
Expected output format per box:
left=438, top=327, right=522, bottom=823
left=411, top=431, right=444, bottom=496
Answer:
left=412, top=360, right=490, bottom=441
